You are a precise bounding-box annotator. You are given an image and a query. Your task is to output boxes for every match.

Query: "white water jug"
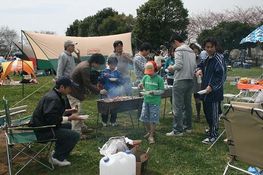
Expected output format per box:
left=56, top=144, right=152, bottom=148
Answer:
left=99, top=150, right=136, bottom=175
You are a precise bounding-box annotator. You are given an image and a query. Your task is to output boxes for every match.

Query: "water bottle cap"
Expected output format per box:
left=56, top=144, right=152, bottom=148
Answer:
left=125, top=150, right=132, bottom=154
left=103, top=157, right=110, bottom=163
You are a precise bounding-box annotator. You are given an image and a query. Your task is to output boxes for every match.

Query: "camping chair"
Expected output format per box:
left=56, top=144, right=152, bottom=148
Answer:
left=222, top=104, right=263, bottom=175
left=207, top=101, right=263, bottom=151
left=2, top=97, right=56, bottom=175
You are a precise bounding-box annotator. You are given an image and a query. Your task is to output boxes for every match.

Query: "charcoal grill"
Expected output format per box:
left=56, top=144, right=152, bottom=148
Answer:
left=96, top=96, right=143, bottom=132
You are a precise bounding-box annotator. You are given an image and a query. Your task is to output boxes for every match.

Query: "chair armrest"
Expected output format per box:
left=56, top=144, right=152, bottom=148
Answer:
left=10, top=110, right=27, bottom=116
left=8, top=125, right=56, bottom=131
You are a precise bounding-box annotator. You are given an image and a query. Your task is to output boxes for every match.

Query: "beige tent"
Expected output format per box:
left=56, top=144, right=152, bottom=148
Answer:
left=23, top=31, right=132, bottom=70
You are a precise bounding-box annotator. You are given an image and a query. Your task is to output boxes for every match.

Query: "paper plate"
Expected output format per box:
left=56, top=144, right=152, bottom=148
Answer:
left=197, top=90, right=207, bottom=95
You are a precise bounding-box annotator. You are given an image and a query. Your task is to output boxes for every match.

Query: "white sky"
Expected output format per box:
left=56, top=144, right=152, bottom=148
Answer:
left=1, top=0, right=262, bottom=35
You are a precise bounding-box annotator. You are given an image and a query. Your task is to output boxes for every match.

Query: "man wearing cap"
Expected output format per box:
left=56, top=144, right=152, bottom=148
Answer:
left=109, top=40, right=133, bottom=95
left=30, top=77, right=82, bottom=167
left=166, top=33, right=196, bottom=137
left=56, top=40, right=80, bottom=79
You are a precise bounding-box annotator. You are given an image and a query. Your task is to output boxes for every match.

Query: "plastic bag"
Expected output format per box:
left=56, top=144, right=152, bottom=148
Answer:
left=99, top=136, right=133, bottom=156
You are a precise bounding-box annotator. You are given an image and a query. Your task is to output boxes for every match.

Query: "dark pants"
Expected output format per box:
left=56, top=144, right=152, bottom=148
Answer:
left=53, top=123, right=80, bottom=161
left=101, top=113, right=117, bottom=123
left=203, top=101, right=219, bottom=138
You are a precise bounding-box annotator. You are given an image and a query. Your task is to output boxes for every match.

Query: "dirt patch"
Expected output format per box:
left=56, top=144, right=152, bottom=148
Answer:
left=0, top=131, right=8, bottom=175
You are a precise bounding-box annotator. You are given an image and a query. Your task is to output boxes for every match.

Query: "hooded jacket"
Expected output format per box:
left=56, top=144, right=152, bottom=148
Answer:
left=172, top=44, right=196, bottom=81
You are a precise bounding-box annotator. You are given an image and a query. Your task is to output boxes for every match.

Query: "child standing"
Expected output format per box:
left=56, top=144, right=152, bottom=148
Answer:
left=139, top=61, right=164, bottom=144
left=98, top=56, right=124, bottom=127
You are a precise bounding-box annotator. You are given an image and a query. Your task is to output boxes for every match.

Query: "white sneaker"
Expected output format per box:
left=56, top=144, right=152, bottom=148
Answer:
left=202, top=137, right=216, bottom=145
left=49, top=156, right=71, bottom=167
left=185, top=129, right=192, bottom=134
left=110, top=122, right=118, bottom=127
left=166, top=131, right=183, bottom=137
left=101, top=122, right=107, bottom=127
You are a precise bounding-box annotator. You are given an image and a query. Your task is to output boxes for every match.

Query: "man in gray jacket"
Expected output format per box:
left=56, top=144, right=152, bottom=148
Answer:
left=166, top=33, right=196, bottom=136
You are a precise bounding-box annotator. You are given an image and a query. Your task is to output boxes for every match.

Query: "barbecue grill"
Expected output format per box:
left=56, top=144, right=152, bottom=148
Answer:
left=96, top=96, right=144, bottom=133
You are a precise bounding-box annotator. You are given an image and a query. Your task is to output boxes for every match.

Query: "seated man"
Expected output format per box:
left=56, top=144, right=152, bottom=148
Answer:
left=30, top=77, right=83, bottom=167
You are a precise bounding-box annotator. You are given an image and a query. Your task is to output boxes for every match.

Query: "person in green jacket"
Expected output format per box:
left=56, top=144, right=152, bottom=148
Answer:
left=138, top=61, right=164, bottom=144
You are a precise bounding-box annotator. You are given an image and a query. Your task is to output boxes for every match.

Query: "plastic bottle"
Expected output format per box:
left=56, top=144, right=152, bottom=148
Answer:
left=197, top=75, right=202, bottom=84
left=99, top=151, right=136, bottom=175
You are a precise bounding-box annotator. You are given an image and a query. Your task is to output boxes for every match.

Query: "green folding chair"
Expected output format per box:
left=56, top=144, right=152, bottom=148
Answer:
left=2, top=97, right=56, bottom=175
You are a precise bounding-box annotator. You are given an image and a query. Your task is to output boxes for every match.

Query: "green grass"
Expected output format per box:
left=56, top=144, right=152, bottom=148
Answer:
left=0, top=68, right=262, bottom=175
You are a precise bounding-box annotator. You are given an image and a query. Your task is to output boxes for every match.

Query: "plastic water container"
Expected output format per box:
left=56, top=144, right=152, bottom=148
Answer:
left=100, top=151, right=136, bottom=175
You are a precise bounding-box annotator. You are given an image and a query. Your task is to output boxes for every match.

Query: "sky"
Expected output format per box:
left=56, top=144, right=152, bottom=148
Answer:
left=1, top=0, right=262, bottom=35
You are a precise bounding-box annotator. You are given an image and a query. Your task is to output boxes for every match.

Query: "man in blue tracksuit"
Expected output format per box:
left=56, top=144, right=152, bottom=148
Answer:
left=196, top=38, right=225, bottom=144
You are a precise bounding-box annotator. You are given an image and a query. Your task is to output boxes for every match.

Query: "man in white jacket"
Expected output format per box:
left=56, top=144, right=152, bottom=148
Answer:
left=166, top=33, right=196, bottom=136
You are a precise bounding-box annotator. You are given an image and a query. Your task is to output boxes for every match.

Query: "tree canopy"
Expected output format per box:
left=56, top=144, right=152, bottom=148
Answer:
left=197, top=21, right=255, bottom=51
left=66, top=8, right=135, bottom=37
left=133, top=0, right=189, bottom=49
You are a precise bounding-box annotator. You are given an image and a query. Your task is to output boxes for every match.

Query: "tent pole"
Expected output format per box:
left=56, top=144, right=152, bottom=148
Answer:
left=21, top=30, right=24, bottom=97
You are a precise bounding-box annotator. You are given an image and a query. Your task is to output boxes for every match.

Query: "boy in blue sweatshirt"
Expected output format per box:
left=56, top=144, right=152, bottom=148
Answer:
left=196, top=38, right=225, bottom=144
left=98, top=56, right=124, bottom=126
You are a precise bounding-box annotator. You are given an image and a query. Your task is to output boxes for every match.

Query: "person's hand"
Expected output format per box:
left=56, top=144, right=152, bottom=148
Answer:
left=68, top=113, right=84, bottom=121
left=149, top=91, right=155, bottom=95
left=74, top=49, right=80, bottom=55
left=205, top=85, right=212, bottom=94
left=65, top=108, right=78, bottom=114
left=167, top=65, right=174, bottom=73
left=100, top=89, right=107, bottom=95
left=195, top=69, right=203, bottom=77
left=138, top=83, right=143, bottom=89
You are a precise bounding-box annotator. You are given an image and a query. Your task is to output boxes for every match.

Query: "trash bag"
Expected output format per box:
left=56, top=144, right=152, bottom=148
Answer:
left=99, top=136, right=132, bottom=156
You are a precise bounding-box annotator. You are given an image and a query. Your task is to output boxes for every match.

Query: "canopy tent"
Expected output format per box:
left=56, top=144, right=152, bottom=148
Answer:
left=22, top=31, right=132, bottom=70
left=240, top=25, right=263, bottom=44
left=13, top=41, right=37, bottom=69
left=1, top=60, right=35, bottom=80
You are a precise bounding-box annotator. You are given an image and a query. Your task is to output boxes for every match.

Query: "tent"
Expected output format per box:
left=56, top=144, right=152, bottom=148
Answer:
left=1, top=60, right=35, bottom=80
left=13, top=41, right=37, bottom=69
left=240, top=25, right=263, bottom=44
left=23, top=31, right=132, bottom=71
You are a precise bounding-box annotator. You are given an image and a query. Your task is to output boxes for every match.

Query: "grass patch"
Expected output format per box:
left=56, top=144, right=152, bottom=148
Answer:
left=0, top=67, right=262, bottom=175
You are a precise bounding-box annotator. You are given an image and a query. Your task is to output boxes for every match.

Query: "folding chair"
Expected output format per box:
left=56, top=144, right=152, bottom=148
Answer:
left=2, top=97, right=56, bottom=175
left=222, top=104, right=263, bottom=175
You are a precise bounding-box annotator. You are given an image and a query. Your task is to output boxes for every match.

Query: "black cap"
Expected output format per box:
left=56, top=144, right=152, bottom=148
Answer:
left=56, top=77, right=79, bottom=88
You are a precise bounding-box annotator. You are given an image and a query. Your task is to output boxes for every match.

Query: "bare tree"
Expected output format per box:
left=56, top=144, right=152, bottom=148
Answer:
left=0, top=26, right=19, bottom=57
left=187, top=6, right=263, bottom=42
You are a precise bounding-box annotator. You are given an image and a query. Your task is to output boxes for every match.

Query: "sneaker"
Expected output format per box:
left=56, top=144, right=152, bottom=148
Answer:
left=101, top=122, right=107, bottom=127
left=166, top=130, right=183, bottom=137
left=202, top=137, right=216, bottom=145
left=110, top=122, right=118, bottom=127
left=143, top=132, right=150, bottom=138
left=185, top=129, right=192, bottom=134
left=148, top=136, right=155, bottom=144
left=49, top=156, right=71, bottom=167
left=168, top=111, right=173, bottom=115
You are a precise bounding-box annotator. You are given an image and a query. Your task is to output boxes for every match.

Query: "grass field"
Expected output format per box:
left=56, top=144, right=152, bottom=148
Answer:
left=0, top=67, right=262, bottom=175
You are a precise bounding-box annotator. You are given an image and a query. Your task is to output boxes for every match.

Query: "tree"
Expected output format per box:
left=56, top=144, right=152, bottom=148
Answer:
left=133, top=0, right=189, bottom=49
left=98, top=14, right=135, bottom=35
left=188, top=6, right=263, bottom=42
left=0, top=26, right=19, bottom=57
left=197, top=21, right=254, bottom=51
left=66, top=8, right=135, bottom=37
